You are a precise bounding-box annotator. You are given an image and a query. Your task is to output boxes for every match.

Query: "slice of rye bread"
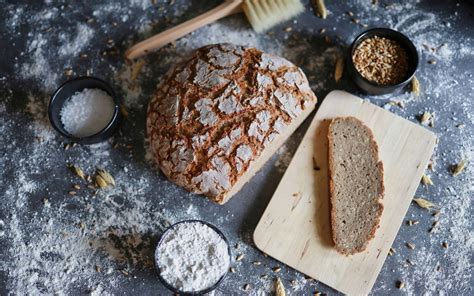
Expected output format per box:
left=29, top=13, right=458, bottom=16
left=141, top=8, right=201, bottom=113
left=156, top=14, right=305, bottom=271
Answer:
left=328, top=116, right=384, bottom=255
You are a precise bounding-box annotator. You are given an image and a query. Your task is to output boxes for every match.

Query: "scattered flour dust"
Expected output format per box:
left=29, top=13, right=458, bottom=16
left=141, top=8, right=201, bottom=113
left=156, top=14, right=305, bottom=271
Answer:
left=2, top=1, right=472, bottom=295
left=20, top=32, right=59, bottom=90
left=58, top=23, right=94, bottom=57
left=156, top=222, right=230, bottom=292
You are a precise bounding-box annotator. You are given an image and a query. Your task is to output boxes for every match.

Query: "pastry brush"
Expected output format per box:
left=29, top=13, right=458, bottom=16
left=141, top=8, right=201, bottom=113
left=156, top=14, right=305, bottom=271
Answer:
left=125, top=0, right=304, bottom=60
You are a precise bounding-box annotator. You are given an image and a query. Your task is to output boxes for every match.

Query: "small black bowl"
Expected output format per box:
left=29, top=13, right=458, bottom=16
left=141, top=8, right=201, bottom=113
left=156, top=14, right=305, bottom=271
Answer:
left=154, top=220, right=232, bottom=295
left=48, top=76, right=121, bottom=144
left=347, top=28, right=419, bottom=95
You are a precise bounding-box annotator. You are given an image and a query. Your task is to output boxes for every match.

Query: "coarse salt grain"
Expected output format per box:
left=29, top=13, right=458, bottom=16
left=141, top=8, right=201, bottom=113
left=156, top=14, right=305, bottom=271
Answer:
left=155, top=221, right=230, bottom=292
left=60, top=88, right=115, bottom=137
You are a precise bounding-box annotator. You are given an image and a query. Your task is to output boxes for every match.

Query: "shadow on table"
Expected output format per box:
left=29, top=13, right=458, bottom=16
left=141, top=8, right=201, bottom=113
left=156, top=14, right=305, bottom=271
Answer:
left=88, top=228, right=160, bottom=271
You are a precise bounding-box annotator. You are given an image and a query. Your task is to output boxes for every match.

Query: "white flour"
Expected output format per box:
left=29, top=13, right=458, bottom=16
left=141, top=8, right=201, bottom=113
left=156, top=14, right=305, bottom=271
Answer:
left=156, top=222, right=230, bottom=292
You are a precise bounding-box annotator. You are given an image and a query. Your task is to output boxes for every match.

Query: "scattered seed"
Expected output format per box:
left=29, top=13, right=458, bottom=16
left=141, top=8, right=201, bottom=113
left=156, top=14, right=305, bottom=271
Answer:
left=406, top=259, right=414, bottom=265
left=334, top=56, right=344, bottom=82
left=230, top=267, right=236, bottom=273
left=314, top=293, right=321, bottom=296
left=421, top=174, right=434, bottom=186
left=284, top=27, right=292, bottom=32
left=407, top=220, right=419, bottom=226
left=64, top=143, right=71, bottom=150
left=442, top=242, right=448, bottom=249
left=388, top=247, right=396, bottom=256
left=236, top=254, right=244, bottom=261
left=95, top=265, right=101, bottom=272
left=397, top=280, right=405, bottom=289
left=73, top=184, right=80, bottom=190
left=406, top=243, right=415, bottom=250
left=313, top=0, right=327, bottom=19
left=260, top=274, right=268, bottom=279
left=427, top=160, right=435, bottom=171
left=120, top=269, right=129, bottom=276
left=68, top=191, right=77, bottom=196
left=436, top=265, right=442, bottom=272
left=95, top=175, right=108, bottom=188
left=423, top=43, right=436, bottom=52
left=429, top=221, right=440, bottom=233
left=452, top=159, right=467, bottom=176
left=411, top=76, right=421, bottom=96
left=87, top=184, right=96, bottom=190
left=243, top=283, right=250, bottom=291
left=413, top=198, right=438, bottom=210
left=319, top=28, right=326, bottom=34
left=97, top=168, right=115, bottom=186
left=428, top=59, right=437, bottom=65
left=351, top=18, right=360, bottom=24
left=420, top=112, right=432, bottom=124
left=68, top=164, right=86, bottom=180
left=432, top=210, right=440, bottom=217
left=273, top=266, right=282, bottom=273
left=64, top=69, right=73, bottom=76
left=275, top=277, right=286, bottom=296
left=253, top=261, right=262, bottom=265
left=389, top=100, right=405, bottom=108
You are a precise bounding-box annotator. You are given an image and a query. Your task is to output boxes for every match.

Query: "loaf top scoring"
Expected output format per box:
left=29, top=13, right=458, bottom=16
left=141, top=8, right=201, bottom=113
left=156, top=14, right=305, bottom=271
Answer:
left=147, top=43, right=317, bottom=203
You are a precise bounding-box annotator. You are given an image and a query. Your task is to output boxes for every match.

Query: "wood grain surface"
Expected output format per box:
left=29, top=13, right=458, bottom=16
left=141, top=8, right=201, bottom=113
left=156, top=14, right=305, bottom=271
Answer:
left=254, top=90, right=437, bottom=295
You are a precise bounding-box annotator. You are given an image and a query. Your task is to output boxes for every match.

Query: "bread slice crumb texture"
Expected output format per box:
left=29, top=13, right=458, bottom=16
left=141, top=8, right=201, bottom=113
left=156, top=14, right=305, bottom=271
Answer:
left=328, top=116, right=384, bottom=255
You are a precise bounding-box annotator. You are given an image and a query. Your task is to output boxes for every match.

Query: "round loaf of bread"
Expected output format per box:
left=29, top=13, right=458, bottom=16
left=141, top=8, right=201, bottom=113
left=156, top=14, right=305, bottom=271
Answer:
left=147, top=43, right=317, bottom=203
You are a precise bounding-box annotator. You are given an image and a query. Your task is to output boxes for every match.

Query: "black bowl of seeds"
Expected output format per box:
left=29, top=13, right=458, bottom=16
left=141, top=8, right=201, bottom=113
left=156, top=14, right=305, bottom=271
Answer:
left=348, top=28, right=419, bottom=95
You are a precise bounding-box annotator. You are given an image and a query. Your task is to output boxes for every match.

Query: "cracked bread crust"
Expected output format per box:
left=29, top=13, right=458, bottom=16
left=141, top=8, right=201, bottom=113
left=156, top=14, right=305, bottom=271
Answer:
left=147, top=43, right=317, bottom=203
left=328, top=116, right=385, bottom=255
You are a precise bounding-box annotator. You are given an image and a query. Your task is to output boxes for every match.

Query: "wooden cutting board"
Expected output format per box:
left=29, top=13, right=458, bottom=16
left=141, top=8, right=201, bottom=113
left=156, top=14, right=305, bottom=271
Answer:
left=254, top=90, right=436, bottom=295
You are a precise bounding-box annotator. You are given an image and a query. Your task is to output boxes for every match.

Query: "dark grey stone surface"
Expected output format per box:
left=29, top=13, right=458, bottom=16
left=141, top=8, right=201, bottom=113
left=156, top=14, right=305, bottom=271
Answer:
left=0, top=0, right=472, bottom=295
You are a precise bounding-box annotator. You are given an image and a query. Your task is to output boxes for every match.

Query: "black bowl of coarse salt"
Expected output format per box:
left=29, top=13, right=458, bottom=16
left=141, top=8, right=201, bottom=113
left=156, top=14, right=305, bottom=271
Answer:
left=154, top=220, right=232, bottom=295
left=348, top=28, right=419, bottom=95
left=48, top=76, right=121, bottom=144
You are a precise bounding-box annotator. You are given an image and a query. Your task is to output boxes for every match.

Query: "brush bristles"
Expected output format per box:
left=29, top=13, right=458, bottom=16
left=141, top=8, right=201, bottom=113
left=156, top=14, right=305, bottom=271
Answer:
left=243, top=0, right=305, bottom=33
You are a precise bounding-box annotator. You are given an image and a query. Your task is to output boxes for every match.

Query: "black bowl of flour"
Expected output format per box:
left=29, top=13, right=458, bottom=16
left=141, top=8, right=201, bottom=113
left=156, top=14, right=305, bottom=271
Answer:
left=154, top=220, right=232, bottom=295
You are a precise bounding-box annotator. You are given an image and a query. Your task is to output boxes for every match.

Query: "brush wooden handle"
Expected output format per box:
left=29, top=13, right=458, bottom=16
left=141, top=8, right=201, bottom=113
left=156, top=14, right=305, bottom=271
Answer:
left=125, top=0, right=243, bottom=60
